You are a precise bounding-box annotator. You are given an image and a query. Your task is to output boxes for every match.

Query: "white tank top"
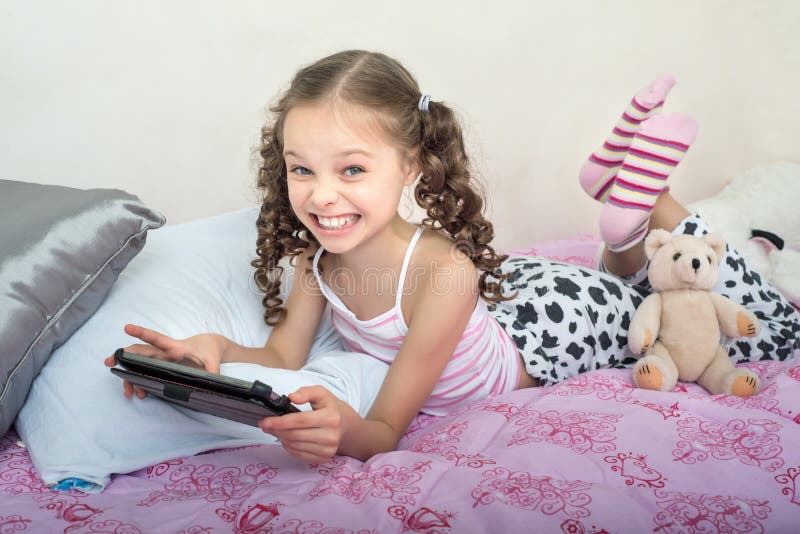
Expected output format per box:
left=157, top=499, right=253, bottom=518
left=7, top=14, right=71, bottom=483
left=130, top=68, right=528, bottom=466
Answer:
left=312, top=227, right=520, bottom=415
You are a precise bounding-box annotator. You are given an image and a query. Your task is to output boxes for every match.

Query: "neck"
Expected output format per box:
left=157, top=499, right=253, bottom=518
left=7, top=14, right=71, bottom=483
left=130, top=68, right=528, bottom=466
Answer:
left=331, top=215, right=418, bottom=276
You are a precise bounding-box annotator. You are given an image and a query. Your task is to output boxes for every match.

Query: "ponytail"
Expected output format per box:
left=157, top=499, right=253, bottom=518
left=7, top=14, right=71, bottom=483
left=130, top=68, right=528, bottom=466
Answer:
left=252, top=115, right=318, bottom=326
left=415, top=100, right=512, bottom=302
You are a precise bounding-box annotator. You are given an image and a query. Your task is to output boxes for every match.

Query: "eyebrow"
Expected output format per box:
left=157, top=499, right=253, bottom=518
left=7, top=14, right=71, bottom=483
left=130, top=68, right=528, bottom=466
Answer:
left=283, top=149, right=374, bottom=159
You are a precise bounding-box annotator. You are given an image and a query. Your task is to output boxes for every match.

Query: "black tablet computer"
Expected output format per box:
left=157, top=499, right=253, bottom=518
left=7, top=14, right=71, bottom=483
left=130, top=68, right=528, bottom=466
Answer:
left=110, top=349, right=300, bottom=427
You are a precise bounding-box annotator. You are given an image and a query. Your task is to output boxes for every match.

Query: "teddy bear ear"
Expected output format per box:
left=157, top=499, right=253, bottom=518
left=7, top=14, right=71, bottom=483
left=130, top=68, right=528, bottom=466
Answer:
left=644, top=229, right=673, bottom=260
left=703, top=233, right=726, bottom=263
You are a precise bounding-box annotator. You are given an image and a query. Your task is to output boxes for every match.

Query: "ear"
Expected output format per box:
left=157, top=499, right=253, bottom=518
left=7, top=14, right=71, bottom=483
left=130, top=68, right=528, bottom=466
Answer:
left=404, top=169, right=420, bottom=187
left=703, top=233, right=726, bottom=264
left=644, top=229, right=673, bottom=260
left=403, top=149, right=421, bottom=186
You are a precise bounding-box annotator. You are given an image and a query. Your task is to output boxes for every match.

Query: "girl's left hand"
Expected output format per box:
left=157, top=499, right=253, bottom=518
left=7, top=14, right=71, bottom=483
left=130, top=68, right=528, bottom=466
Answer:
left=258, top=385, right=343, bottom=464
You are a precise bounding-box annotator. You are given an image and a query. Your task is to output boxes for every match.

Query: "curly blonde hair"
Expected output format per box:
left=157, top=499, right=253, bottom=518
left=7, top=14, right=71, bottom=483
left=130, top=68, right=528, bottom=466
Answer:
left=253, top=50, right=511, bottom=326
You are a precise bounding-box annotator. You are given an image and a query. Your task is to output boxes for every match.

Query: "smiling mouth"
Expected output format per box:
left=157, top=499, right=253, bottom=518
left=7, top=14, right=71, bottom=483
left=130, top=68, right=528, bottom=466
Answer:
left=312, top=214, right=360, bottom=230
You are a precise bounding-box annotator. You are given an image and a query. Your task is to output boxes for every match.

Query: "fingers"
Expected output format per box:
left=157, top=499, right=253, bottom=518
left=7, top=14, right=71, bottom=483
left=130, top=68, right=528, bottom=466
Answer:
left=282, top=443, right=336, bottom=464
left=258, top=399, right=342, bottom=464
left=288, top=386, right=337, bottom=409
left=122, top=380, right=147, bottom=399
left=124, top=324, right=180, bottom=353
left=121, top=326, right=209, bottom=369
left=268, top=405, right=342, bottom=434
left=260, top=422, right=339, bottom=464
left=263, top=426, right=338, bottom=446
left=260, top=410, right=336, bottom=432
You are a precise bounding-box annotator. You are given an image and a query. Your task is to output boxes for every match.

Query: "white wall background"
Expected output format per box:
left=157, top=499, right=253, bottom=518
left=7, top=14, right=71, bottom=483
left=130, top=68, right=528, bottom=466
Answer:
left=2, top=0, right=798, bottom=251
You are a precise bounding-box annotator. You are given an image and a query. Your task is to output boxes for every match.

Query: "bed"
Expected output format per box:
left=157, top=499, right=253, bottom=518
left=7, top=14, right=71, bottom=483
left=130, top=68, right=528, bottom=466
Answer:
left=1, top=182, right=799, bottom=533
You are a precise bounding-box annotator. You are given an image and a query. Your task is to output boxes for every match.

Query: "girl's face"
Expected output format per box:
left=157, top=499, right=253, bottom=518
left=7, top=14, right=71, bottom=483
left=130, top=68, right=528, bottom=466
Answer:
left=283, top=102, right=418, bottom=255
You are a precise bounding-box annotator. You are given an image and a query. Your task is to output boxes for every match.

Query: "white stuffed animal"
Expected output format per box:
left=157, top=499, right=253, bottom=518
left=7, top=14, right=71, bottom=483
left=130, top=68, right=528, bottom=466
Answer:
left=687, top=162, right=800, bottom=307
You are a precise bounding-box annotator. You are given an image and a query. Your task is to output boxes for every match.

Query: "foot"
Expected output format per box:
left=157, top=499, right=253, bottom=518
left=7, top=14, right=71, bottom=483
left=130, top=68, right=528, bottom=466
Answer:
left=728, top=371, right=760, bottom=398
left=599, top=113, right=698, bottom=251
left=632, top=355, right=677, bottom=391
left=634, top=361, right=664, bottom=390
left=579, top=75, right=676, bottom=202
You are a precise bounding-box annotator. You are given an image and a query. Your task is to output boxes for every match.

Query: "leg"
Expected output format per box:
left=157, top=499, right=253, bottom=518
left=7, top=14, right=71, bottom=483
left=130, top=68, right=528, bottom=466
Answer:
left=602, top=191, right=690, bottom=277
left=579, top=76, right=676, bottom=201
left=599, top=113, right=698, bottom=252
left=488, top=256, right=649, bottom=386
left=696, top=346, right=760, bottom=397
left=633, top=341, right=679, bottom=391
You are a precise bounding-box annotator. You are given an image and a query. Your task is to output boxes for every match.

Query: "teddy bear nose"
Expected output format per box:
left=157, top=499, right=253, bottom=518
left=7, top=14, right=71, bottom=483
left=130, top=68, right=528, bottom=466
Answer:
left=691, top=258, right=701, bottom=270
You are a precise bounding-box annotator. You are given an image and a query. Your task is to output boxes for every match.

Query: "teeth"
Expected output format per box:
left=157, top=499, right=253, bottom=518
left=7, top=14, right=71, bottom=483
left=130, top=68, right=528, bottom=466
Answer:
left=317, top=215, right=356, bottom=229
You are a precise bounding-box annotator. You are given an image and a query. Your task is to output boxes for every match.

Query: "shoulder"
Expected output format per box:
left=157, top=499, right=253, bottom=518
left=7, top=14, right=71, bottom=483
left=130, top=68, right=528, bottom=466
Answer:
left=415, top=229, right=479, bottom=281
left=404, top=229, right=479, bottom=320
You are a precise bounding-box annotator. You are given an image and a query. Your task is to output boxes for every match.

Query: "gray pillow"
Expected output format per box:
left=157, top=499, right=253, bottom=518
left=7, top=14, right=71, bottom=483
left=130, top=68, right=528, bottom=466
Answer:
left=0, top=180, right=165, bottom=435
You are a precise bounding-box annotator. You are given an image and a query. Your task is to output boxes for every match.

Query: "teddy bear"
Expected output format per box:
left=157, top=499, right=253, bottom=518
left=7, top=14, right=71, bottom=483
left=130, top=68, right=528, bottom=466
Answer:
left=628, top=229, right=761, bottom=397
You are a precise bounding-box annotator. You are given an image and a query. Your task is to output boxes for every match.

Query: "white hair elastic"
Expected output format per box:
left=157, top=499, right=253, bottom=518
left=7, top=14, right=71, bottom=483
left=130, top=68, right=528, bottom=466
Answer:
left=418, top=94, right=431, bottom=112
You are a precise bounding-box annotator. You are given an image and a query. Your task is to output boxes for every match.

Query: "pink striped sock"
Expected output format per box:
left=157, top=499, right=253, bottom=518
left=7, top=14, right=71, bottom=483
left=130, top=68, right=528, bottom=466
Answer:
left=599, top=113, right=698, bottom=251
left=579, top=75, right=676, bottom=202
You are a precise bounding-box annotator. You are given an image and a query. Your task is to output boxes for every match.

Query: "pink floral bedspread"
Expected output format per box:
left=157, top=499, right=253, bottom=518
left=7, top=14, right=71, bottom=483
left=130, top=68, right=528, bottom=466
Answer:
left=2, top=237, right=799, bottom=533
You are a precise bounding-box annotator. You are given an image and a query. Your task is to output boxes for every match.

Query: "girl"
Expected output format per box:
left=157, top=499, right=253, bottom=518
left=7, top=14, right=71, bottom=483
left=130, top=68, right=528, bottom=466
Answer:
left=106, top=51, right=800, bottom=465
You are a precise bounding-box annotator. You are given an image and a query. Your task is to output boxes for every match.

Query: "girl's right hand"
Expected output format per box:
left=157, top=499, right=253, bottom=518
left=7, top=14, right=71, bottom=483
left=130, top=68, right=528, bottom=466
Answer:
left=103, top=324, right=226, bottom=399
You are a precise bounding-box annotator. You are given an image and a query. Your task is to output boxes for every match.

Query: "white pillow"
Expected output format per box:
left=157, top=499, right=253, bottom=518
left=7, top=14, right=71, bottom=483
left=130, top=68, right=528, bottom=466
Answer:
left=15, top=208, right=388, bottom=492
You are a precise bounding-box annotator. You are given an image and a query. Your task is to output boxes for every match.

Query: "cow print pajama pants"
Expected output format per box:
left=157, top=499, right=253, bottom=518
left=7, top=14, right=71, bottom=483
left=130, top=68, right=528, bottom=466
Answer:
left=487, top=214, right=800, bottom=386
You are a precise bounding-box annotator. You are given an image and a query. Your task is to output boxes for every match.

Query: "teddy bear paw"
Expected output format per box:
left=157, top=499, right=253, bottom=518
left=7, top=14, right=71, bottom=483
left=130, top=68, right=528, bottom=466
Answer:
left=634, top=362, right=664, bottom=391
left=730, top=373, right=760, bottom=398
left=736, top=311, right=759, bottom=337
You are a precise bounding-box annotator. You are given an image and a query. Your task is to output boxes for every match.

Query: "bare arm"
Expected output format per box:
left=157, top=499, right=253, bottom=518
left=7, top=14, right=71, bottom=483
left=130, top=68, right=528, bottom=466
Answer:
left=107, top=248, right=326, bottom=378
left=220, top=249, right=327, bottom=370
left=264, top=255, right=478, bottom=462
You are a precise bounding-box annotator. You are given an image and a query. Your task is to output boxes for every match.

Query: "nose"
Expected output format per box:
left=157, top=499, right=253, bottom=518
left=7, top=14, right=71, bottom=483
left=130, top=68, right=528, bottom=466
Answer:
left=691, top=258, right=701, bottom=270
left=309, top=176, right=339, bottom=207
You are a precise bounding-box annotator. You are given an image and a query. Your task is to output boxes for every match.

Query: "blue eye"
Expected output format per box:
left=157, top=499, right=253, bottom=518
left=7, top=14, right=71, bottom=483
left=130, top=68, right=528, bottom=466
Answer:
left=344, top=166, right=364, bottom=177
left=290, top=166, right=312, bottom=176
